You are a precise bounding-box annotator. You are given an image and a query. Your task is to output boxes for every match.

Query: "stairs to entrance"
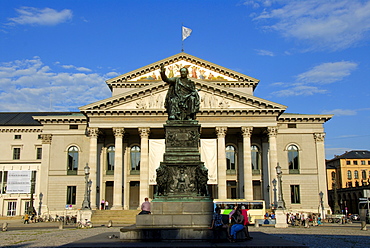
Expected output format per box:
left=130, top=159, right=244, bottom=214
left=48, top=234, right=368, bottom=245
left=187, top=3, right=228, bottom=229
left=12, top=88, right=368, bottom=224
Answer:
left=91, top=210, right=140, bottom=225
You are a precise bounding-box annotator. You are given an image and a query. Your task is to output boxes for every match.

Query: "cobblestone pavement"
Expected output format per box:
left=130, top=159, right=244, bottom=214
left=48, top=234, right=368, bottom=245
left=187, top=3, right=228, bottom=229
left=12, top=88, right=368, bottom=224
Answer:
left=251, top=223, right=370, bottom=248
left=0, top=219, right=369, bottom=247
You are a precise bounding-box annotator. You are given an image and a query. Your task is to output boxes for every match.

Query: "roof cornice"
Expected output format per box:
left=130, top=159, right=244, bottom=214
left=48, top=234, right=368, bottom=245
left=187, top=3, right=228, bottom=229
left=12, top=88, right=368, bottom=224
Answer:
left=279, top=113, right=333, bottom=123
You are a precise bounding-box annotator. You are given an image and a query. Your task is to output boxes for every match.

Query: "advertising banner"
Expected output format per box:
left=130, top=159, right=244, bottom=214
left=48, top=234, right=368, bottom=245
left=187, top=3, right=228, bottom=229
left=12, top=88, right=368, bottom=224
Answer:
left=6, top=170, right=32, bottom=193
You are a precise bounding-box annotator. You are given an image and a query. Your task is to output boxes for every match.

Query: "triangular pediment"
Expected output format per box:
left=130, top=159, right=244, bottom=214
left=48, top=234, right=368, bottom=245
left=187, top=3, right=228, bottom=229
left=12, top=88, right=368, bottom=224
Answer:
left=106, top=52, right=260, bottom=91
left=80, top=79, right=286, bottom=115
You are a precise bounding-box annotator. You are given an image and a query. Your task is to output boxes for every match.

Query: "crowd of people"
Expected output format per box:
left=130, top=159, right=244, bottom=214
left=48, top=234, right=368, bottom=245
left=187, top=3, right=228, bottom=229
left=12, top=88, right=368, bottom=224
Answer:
left=210, top=206, right=253, bottom=242
left=286, top=212, right=322, bottom=227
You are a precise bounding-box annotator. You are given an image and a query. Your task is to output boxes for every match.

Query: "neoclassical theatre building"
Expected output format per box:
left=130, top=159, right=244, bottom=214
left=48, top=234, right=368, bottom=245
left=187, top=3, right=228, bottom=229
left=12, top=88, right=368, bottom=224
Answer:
left=0, top=53, right=332, bottom=216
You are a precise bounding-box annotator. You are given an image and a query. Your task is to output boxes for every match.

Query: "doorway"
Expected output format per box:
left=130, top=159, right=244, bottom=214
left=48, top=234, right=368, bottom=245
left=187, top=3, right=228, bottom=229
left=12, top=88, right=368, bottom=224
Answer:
left=129, top=181, right=140, bottom=209
left=105, top=181, right=113, bottom=209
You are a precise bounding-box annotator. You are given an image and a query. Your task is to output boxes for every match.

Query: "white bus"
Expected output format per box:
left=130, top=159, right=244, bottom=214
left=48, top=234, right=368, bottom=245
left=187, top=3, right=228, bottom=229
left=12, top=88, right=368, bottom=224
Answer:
left=213, top=199, right=266, bottom=224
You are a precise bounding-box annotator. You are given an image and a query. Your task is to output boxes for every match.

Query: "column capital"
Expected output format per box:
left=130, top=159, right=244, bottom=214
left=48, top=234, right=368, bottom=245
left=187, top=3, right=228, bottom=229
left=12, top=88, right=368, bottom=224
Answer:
left=314, top=132, right=325, bottom=142
left=113, top=127, right=125, bottom=138
left=241, top=126, right=253, bottom=137
left=138, top=127, right=150, bottom=138
left=41, top=134, right=52, bottom=144
left=215, top=126, right=227, bottom=138
left=87, top=127, right=99, bottom=138
left=267, top=126, right=278, bottom=137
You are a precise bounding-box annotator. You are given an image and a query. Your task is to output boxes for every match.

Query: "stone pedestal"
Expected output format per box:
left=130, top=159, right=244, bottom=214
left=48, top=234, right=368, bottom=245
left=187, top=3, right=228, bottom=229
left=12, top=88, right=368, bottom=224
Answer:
left=120, top=120, right=213, bottom=241
left=274, top=209, right=288, bottom=228
left=77, top=210, right=92, bottom=225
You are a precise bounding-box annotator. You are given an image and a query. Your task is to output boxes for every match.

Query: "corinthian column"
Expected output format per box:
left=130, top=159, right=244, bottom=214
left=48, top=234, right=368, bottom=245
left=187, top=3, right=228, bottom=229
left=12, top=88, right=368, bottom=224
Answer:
left=139, top=127, right=150, bottom=206
left=267, top=126, right=278, bottom=207
left=88, top=127, right=99, bottom=209
left=242, top=127, right=253, bottom=200
left=314, top=133, right=330, bottom=212
left=216, top=127, right=227, bottom=199
left=39, top=134, right=52, bottom=214
left=111, top=128, right=124, bottom=210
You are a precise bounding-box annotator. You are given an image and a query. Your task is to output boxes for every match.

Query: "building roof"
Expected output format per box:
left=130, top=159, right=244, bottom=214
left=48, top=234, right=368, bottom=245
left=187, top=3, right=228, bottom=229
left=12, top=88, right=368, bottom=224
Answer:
left=0, top=112, right=81, bottom=126
left=328, top=150, right=370, bottom=161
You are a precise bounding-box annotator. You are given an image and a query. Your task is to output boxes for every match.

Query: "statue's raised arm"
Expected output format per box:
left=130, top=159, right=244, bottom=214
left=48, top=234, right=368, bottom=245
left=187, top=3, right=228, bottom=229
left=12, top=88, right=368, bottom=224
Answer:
left=159, top=64, right=200, bottom=121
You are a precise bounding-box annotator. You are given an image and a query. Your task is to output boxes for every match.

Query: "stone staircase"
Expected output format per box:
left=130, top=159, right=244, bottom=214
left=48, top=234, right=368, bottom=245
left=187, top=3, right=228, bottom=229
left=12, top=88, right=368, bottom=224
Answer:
left=91, top=210, right=140, bottom=225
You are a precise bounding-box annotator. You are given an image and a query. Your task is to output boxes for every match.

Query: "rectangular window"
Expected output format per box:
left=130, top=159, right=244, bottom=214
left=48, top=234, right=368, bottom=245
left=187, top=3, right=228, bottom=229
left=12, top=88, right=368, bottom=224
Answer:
left=69, top=125, right=78, bottom=129
left=290, top=185, right=300, bottom=204
left=361, top=161, right=365, bottom=165
left=7, top=201, right=17, bottom=216
left=0, top=171, right=7, bottom=194
left=346, top=161, right=351, bottom=165
left=368, top=161, right=370, bottom=165
left=353, top=161, right=358, bottom=165
left=14, top=135, right=22, bottom=139
left=287, top=124, right=296, bottom=128
left=13, top=148, right=21, bottom=160
left=36, top=147, right=42, bottom=160
left=66, top=186, right=77, bottom=205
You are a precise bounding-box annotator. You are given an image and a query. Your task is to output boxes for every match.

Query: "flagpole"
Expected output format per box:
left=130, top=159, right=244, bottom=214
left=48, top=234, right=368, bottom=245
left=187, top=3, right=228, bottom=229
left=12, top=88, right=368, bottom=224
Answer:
left=181, top=24, right=184, bottom=52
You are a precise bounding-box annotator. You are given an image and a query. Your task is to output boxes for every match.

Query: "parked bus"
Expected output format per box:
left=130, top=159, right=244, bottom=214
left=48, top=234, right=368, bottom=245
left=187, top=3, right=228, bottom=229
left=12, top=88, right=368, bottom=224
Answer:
left=213, top=199, right=266, bottom=224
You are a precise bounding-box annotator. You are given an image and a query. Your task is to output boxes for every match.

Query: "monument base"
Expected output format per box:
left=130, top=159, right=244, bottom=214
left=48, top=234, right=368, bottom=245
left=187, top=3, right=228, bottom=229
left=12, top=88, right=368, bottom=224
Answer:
left=274, top=209, right=288, bottom=228
left=120, top=200, right=214, bottom=240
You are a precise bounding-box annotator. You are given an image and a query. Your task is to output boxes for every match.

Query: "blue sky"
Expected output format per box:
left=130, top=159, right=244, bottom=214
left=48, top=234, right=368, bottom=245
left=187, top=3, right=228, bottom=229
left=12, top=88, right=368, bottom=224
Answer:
left=1, top=0, right=370, bottom=159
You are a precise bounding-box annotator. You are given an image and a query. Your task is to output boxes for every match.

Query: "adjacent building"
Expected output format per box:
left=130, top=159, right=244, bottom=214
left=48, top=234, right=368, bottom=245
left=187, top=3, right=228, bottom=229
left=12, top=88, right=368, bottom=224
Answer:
left=0, top=53, right=332, bottom=216
left=326, top=150, right=370, bottom=214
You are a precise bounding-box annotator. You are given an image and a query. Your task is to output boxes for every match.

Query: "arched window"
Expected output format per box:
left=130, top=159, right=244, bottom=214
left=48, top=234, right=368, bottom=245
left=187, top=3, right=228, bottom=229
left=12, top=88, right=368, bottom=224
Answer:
left=130, top=145, right=141, bottom=172
left=107, top=146, right=115, bottom=174
left=347, top=170, right=352, bottom=180
left=251, top=145, right=260, bottom=171
left=226, top=145, right=236, bottom=171
left=288, top=145, right=299, bottom=174
left=354, top=170, right=359, bottom=179
left=362, top=170, right=367, bottom=180
left=67, top=146, right=79, bottom=175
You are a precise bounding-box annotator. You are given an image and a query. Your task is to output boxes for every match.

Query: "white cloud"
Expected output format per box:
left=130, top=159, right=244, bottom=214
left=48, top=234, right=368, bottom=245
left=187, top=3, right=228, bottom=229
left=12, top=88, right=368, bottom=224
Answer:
left=7, top=7, right=72, bottom=26
left=270, top=60, right=357, bottom=97
left=105, top=71, right=120, bottom=77
left=255, top=49, right=275, bottom=56
left=60, top=64, right=92, bottom=72
left=247, top=0, right=370, bottom=50
left=271, top=84, right=327, bottom=97
left=296, top=61, right=358, bottom=84
left=321, top=109, right=357, bottom=116
left=0, top=57, right=111, bottom=111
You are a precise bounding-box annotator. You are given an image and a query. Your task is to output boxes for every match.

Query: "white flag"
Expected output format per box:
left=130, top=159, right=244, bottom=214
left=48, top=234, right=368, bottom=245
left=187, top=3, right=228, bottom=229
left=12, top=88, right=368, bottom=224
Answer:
left=182, top=26, right=192, bottom=41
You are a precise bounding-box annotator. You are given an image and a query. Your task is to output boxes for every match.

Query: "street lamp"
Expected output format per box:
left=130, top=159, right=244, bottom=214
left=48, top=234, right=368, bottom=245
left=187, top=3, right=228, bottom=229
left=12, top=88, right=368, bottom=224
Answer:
left=28, top=171, right=36, bottom=215
left=81, top=163, right=91, bottom=210
left=276, top=163, right=285, bottom=209
left=319, top=191, right=324, bottom=218
left=272, top=178, right=277, bottom=209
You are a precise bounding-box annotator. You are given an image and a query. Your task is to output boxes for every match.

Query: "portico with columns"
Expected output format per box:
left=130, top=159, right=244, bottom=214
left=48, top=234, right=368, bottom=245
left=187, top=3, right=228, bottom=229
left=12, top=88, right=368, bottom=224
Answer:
left=22, top=52, right=333, bottom=216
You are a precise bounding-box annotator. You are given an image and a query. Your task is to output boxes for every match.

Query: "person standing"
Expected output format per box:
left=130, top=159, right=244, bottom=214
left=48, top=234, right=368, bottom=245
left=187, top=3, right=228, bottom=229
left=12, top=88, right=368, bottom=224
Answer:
left=24, top=213, right=29, bottom=224
left=138, top=197, right=151, bottom=215
left=105, top=200, right=109, bottom=210
left=101, top=199, right=105, bottom=210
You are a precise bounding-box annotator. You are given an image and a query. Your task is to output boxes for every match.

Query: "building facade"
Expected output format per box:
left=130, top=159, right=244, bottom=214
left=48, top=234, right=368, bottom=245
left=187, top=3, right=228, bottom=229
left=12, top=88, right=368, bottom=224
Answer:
left=326, top=150, right=370, bottom=214
left=0, top=53, right=332, bottom=216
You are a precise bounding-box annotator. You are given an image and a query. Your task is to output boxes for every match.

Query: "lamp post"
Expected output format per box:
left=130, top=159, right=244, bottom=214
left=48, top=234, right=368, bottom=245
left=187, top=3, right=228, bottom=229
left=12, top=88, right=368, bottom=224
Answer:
left=276, top=163, right=285, bottom=209
left=333, top=178, right=341, bottom=213
left=272, top=178, right=277, bottom=209
left=81, top=164, right=91, bottom=210
left=28, top=171, right=36, bottom=215
left=319, top=191, right=324, bottom=219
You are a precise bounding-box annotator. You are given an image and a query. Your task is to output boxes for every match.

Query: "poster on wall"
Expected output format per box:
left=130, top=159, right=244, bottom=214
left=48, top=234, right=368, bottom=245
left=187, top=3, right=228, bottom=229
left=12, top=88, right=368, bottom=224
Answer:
left=6, top=170, right=32, bottom=193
